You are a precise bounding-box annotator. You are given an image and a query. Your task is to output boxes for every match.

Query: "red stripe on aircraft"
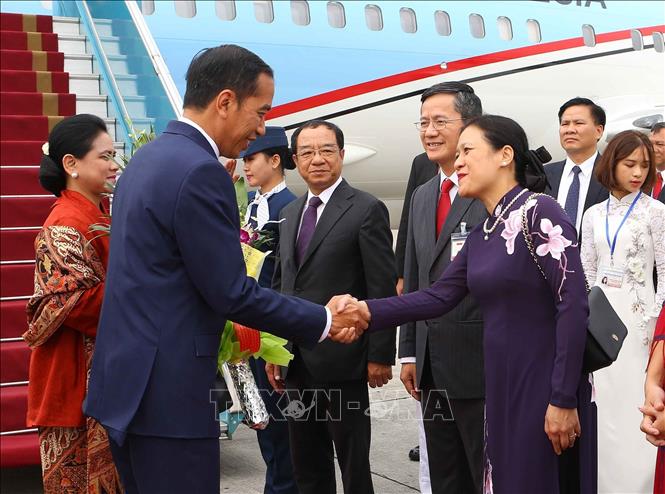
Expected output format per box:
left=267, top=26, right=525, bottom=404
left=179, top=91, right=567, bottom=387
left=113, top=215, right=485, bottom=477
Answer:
left=267, top=25, right=664, bottom=119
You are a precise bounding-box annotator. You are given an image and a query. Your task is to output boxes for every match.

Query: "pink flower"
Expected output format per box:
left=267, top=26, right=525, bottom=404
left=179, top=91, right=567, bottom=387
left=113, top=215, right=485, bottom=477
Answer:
left=501, top=209, right=522, bottom=255
left=501, top=199, right=536, bottom=255
left=535, top=219, right=572, bottom=260
left=239, top=229, right=250, bottom=244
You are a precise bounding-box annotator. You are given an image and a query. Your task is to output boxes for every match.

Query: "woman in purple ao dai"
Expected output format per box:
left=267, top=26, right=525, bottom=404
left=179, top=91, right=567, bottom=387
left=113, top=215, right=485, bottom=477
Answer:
left=357, top=115, right=595, bottom=493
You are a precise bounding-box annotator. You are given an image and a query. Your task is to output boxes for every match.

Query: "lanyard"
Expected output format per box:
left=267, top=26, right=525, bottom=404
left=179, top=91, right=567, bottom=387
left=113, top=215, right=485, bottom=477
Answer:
left=605, top=191, right=641, bottom=261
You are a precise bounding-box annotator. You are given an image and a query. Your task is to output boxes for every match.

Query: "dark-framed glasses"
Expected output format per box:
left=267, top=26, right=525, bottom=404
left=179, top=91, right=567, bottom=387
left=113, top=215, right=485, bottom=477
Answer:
left=296, top=146, right=339, bottom=161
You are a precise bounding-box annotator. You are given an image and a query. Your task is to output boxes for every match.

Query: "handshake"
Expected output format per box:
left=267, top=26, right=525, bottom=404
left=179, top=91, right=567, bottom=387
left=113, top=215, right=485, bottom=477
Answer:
left=325, top=295, right=371, bottom=344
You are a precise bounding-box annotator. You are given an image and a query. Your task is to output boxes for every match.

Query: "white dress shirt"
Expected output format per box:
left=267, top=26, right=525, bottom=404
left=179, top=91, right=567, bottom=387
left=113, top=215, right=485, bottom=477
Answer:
left=179, top=117, right=332, bottom=340
left=556, top=152, right=598, bottom=233
left=297, top=175, right=344, bottom=233
left=400, top=170, right=459, bottom=364
left=178, top=116, right=220, bottom=157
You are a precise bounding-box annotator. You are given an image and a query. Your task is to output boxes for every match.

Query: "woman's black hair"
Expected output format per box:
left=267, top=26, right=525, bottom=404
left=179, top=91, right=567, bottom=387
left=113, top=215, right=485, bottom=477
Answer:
left=257, top=146, right=295, bottom=173
left=39, top=114, right=108, bottom=197
left=461, top=114, right=551, bottom=192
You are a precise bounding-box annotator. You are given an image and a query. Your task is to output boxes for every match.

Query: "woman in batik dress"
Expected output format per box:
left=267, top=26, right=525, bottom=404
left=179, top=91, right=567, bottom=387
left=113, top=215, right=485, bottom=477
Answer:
left=23, top=114, right=122, bottom=493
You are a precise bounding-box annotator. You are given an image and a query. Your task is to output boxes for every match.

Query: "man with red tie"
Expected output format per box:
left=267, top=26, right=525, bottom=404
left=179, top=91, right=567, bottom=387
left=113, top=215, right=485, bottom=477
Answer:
left=398, top=82, right=487, bottom=493
left=650, top=122, right=665, bottom=204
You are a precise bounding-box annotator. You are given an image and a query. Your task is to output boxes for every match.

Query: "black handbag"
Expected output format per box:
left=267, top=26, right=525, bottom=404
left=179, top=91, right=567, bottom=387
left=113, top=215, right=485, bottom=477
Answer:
left=520, top=193, right=628, bottom=373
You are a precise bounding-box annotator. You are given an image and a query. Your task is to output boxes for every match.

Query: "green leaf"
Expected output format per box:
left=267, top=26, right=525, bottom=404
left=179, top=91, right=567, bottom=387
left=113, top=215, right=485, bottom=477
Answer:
left=234, top=177, right=248, bottom=222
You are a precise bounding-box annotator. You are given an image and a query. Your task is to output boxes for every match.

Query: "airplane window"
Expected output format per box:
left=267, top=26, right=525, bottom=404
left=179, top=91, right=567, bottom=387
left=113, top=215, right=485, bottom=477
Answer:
left=434, top=10, right=452, bottom=36
left=174, top=0, right=196, bottom=18
left=400, top=7, right=417, bottom=33
left=365, top=4, right=383, bottom=31
left=582, top=24, right=596, bottom=47
left=215, top=1, right=236, bottom=21
left=327, top=1, right=346, bottom=28
left=291, top=1, right=310, bottom=26
left=140, top=0, right=154, bottom=15
left=469, top=14, right=485, bottom=39
left=631, top=29, right=644, bottom=50
left=497, top=16, right=512, bottom=41
left=654, top=32, right=665, bottom=53
left=254, top=1, right=274, bottom=23
left=527, top=19, right=542, bottom=43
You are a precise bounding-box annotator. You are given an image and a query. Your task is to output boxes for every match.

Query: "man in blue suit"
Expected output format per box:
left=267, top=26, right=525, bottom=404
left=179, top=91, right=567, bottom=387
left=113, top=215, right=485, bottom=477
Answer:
left=84, top=45, right=365, bottom=493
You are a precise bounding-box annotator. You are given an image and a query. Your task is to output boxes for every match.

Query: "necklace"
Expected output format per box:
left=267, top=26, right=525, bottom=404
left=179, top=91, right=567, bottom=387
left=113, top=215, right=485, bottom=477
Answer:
left=483, top=189, right=529, bottom=240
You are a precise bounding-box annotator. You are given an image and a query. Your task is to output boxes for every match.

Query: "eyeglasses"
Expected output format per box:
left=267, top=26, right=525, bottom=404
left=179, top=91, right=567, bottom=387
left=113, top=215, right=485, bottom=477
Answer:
left=414, top=118, right=464, bottom=132
left=296, top=146, right=339, bottom=161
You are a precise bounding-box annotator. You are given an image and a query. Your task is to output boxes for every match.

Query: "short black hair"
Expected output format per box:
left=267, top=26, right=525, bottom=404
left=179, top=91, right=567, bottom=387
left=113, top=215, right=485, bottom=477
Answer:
left=183, top=44, right=273, bottom=109
left=291, top=120, right=344, bottom=155
left=652, top=122, right=665, bottom=133
left=558, top=97, right=606, bottom=127
left=420, top=82, right=482, bottom=120
left=39, top=114, right=108, bottom=197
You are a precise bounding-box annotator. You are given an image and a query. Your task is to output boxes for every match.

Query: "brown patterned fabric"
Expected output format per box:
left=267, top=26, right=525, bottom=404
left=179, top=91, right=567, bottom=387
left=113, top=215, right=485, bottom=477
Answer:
left=24, top=225, right=105, bottom=348
left=37, top=334, right=122, bottom=493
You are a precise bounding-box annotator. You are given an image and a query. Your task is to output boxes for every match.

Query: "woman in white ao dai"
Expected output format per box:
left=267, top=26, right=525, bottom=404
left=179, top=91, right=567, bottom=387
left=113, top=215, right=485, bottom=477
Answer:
left=580, top=131, right=665, bottom=494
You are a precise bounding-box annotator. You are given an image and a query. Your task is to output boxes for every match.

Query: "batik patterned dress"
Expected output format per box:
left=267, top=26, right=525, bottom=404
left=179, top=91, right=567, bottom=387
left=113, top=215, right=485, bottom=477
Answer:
left=24, top=190, right=122, bottom=494
left=581, top=192, right=665, bottom=494
left=367, top=186, right=595, bottom=493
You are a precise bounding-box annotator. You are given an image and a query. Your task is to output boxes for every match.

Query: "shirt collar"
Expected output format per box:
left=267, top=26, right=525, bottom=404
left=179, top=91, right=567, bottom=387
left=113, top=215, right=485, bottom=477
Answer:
left=609, top=190, right=641, bottom=205
left=563, top=151, right=598, bottom=178
left=439, top=169, right=459, bottom=188
left=178, top=116, right=220, bottom=157
left=254, top=180, right=287, bottom=201
left=307, top=176, right=343, bottom=205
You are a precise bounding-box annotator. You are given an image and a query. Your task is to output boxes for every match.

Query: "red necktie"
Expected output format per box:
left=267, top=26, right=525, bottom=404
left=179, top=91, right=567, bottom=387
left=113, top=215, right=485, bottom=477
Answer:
left=436, top=179, right=454, bottom=237
left=654, top=173, right=663, bottom=199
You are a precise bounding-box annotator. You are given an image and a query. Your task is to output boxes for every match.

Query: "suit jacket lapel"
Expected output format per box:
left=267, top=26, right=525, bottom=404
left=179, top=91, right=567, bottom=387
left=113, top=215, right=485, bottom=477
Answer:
left=431, top=194, right=474, bottom=269
left=282, top=195, right=306, bottom=273
left=584, top=154, right=604, bottom=212
left=420, top=178, right=439, bottom=267
left=548, top=160, right=564, bottom=198
left=298, top=180, right=353, bottom=271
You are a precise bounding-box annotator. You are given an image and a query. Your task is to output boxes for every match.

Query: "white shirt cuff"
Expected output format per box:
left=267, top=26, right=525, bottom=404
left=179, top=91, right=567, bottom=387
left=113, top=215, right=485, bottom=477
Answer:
left=399, top=357, right=416, bottom=364
left=319, top=307, right=332, bottom=342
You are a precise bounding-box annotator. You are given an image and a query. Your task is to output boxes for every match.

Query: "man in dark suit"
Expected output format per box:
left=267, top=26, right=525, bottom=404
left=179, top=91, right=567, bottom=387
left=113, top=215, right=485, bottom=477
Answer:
left=84, top=46, right=365, bottom=493
left=395, top=153, right=438, bottom=295
left=650, top=122, right=665, bottom=204
left=266, top=120, right=397, bottom=494
left=545, top=97, right=609, bottom=235
left=399, top=82, right=486, bottom=493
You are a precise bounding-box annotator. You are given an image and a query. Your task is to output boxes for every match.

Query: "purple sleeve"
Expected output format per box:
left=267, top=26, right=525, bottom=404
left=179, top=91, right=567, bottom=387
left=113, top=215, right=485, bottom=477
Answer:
left=366, top=237, right=469, bottom=331
left=527, top=197, right=589, bottom=409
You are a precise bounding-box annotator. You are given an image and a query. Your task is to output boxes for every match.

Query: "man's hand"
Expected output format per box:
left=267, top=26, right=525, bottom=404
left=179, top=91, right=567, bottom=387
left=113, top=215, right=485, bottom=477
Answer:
left=396, top=278, right=404, bottom=296
left=326, top=295, right=370, bottom=343
left=224, top=158, right=240, bottom=183
left=400, top=363, right=420, bottom=401
left=544, top=404, right=581, bottom=455
left=265, top=363, right=285, bottom=393
left=368, top=362, right=392, bottom=388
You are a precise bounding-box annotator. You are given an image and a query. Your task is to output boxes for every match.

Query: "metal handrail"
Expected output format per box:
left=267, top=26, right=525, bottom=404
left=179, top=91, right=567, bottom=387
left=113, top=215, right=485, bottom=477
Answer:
left=125, top=0, right=182, bottom=117
left=75, top=0, right=132, bottom=144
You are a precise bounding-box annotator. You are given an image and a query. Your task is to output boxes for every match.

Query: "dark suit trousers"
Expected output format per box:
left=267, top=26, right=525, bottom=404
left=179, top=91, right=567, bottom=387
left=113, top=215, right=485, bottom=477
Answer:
left=420, top=355, right=484, bottom=494
left=285, top=354, right=373, bottom=494
left=250, top=357, right=298, bottom=494
left=108, top=432, right=219, bottom=494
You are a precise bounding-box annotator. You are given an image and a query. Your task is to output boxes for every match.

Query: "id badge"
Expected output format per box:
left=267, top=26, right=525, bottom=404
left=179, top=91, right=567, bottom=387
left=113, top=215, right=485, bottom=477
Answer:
left=598, top=264, right=625, bottom=288
left=450, top=222, right=469, bottom=261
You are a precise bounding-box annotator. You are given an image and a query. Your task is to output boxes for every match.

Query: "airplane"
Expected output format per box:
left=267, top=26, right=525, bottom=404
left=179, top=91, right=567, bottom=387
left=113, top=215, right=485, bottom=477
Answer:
left=131, top=0, right=664, bottom=224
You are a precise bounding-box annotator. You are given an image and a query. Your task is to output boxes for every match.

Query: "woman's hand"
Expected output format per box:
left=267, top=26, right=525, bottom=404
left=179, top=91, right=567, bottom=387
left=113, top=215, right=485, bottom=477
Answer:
left=544, top=404, right=581, bottom=455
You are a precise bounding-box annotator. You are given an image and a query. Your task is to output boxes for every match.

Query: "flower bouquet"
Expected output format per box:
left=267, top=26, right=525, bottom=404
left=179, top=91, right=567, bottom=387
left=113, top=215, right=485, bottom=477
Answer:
left=217, top=177, right=293, bottom=430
